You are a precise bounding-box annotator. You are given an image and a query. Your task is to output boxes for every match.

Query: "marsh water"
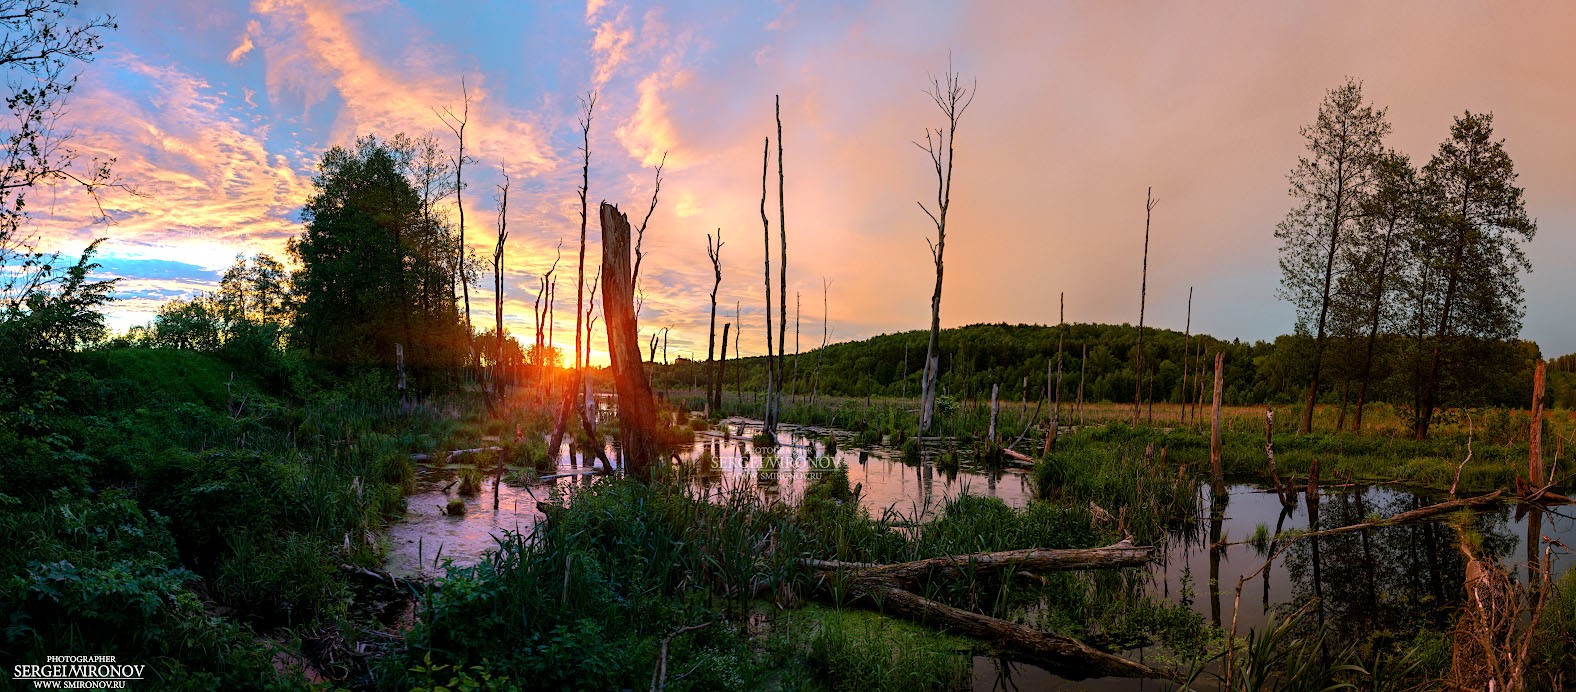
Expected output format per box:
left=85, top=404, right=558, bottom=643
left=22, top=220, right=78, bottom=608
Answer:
left=384, top=418, right=1574, bottom=687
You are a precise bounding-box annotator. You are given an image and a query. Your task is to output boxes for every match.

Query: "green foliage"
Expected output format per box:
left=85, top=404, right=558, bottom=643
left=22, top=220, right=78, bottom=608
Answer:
left=289, top=134, right=470, bottom=375
left=777, top=606, right=971, bottom=691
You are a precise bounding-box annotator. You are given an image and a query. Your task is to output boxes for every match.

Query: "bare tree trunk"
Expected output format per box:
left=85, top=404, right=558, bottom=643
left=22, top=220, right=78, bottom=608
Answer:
left=600, top=203, right=660, bottom=481
left=810, top=278, right=829, bottom=408
left=758, top=135, right=776, bottom=435
left=1181, top=286, right=1192, bottom=421
left=734, top=302, right=742, bottom=407
left=791, top=291, right=801, bottom=402
left=1210, top=352, right=1224, bottom=486
left=715, top=322, right=730, bottom=412
left=550, top=92, right=596, bottom=458
left=1053, top=292, right=1064, bottom=448
left=1043, top=359, right=1056, bottom=456
left=776, top=96, right=789, bottom=430
left=917, top=68, right=974, bottom=433
left=1530, top=359, right=1546, bottom=488
left=988, top=383, right=999, bottom=443
left=437, top=79, right=486, bottom=399
left=705, top=230, right=724, bottom=418
left=1077, top=343, right=1087, bottom=427
left=1194, top=342, right=1206, bottom=428
left=493, top=172, right=509, bottom=405
left=1134, top=187, right=1156, bottom=426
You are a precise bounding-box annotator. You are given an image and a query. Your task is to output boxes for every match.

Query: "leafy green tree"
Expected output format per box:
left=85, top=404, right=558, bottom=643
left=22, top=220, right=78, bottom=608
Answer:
left=215, top=253, right=289, bottom=327
left=1335, top=150, right=1419, bottom=430
left=1274, top=77, right=1390, bottom=433
left=151, top=293, right=222, bottom=351
left=1, top=0, right=118, bottom=310
left=1410, top=112, right=1536, bottom=438
left=288, top=135, right=468, bottom=376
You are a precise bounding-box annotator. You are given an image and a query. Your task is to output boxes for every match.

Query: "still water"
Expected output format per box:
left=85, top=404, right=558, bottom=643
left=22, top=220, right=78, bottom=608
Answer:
left=384, top=418, right=1573, bottom=686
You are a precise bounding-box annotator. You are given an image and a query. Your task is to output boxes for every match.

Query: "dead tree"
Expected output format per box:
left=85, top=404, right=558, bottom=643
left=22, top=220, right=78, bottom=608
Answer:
left=550, top=91, right=596, bottom=459
left=705, top=229, right=724, bottom=417
left=1133, top=187, right=1156, bottom=425
left=917, top=65, right=975, bottom=434
left=1530, top=360, right=1546, bottom=488
left=988, top=383, right=1000, bottom=443
left=492, top=170, right=510, bottom=402
left=436, top=79, right=482, bottom=379
left=532, top=242, right=562, bottom=374
left=775, top=96, right=789, bottom=431
left=584, top=265, right=603, bottom=370
left=809, top=278, right=830, bottom=408
left=733, top=301, right=742, bottom=403
left=715, top=322, right=731, bottom=412
left=631, top=153, right=666, bottom=292
left=1051, top=292, right=1065, bottom=451
left=1210, top=352, right=1224, bottom=487
left=1077, top=343, right=1087, bottom=427
left=791, top=291, right=801, bottom=401
left=599, top=203, right=659, bottom=481
left=759, top=135, right=777, bottom=434
left=1181, top=286, right=1192, bottom=422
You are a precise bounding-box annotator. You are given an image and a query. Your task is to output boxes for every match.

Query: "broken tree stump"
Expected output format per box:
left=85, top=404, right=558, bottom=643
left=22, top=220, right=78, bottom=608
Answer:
left=600, top=202, right=661, bottom=481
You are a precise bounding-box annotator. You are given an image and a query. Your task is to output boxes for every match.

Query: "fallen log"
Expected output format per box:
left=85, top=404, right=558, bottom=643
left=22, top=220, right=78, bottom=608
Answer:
left=827, top=575, right=1168, bottom=680
left=1001, top=448, right=1037, bottom=469
left=803, top=540, right=1167, bottom=680
left=1289, top=490, right=1503, bottom=541
left=411, top=446, right=505, bottom=463
left=338, top=563, right=426, bottom=594
left=804, top=540, right=1155, bottom=585
left=536, top=468, right=598, bottom=482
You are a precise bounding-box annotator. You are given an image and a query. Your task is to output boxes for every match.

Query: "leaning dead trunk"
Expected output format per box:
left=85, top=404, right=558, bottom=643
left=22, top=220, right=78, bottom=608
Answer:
left=600, top=203, right=660, bottom=481
left=805, top=541, right=1166, bottom=680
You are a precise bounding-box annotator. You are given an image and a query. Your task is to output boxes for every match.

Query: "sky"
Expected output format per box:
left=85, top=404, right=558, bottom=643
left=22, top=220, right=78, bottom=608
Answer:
left=24, top=0, right=1576, bottom=365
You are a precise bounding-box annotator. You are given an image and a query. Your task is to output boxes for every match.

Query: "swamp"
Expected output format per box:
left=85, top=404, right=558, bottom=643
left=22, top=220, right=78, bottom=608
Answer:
left=4, top=1, right=1576, bottom=690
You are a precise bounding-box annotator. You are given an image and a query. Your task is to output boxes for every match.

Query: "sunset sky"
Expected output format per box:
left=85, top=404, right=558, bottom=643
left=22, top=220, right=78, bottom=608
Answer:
left=33, top=0, right=1576, bottom=364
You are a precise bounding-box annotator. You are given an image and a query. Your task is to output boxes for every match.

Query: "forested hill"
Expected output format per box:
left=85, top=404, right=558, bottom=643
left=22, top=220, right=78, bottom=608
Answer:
left=670, top=322, right=1568, bottom=410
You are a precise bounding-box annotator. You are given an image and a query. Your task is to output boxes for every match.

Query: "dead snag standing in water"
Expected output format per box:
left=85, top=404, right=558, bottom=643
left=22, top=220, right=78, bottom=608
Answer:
left=917, top=65, right=974, bottom=434
left=1210, top=352, right=1224, bottom=487
left=704, top=230, right=724, bottom=417
left=600, top=203, right=661, bottom=481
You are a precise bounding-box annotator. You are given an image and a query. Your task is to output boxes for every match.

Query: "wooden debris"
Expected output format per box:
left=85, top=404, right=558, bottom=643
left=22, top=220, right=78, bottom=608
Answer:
left=802, top=540, right=1166, bottom=680
left=1290, top=491, right=1503, bottom=541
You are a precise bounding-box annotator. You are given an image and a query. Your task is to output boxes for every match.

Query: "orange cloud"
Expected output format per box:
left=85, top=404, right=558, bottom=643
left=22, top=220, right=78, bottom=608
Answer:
left=250, top=0, right=556, bottom=177
left=35, top=56, right=310, bottom=266
left=226, top=20, right=259, bottom=63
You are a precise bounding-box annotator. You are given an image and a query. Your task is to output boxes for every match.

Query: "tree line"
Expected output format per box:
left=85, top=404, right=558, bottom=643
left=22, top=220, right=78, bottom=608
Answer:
left=652, top=321, right=1564, bottom=417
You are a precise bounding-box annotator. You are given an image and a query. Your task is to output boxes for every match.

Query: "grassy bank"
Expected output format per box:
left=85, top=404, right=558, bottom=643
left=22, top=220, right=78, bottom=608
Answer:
left=1, top=347, right=486, bottom=689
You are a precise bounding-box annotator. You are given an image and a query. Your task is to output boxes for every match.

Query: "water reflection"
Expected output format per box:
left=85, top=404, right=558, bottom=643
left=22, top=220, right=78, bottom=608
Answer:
left=381, top=419, right=1575, bottom=688
left=384, top=418, right=1034, bottom=578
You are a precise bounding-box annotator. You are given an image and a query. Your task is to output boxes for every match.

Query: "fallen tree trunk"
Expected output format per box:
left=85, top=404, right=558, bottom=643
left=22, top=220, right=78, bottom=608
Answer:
left=1001, top=448, right=1037, bottom=469
left=803, top=540, right=1167, bottom=680
left=1291, top=490, right=1504, bottom=541
left=804, top=540, right=1155, bottom=584
left=411, top=446, right=504, bottom=463
left=853, top=576, right=1164, bottom=679
left=338, top=563, right=426, bottom=594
